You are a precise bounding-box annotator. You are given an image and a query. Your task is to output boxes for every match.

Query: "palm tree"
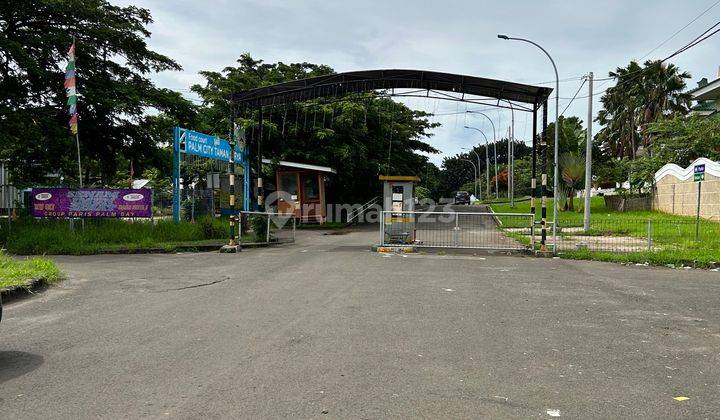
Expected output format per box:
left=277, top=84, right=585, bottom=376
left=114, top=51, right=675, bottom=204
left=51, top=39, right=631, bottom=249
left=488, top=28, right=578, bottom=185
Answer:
left=559, top=152, right=585, bottom=211
left=636, top=61, right=691, bottom=149
left=596, top=60, right=691, bottom=160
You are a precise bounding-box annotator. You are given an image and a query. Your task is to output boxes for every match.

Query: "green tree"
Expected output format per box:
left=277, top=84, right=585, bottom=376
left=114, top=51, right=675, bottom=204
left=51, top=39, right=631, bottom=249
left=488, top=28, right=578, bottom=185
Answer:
left=0, top=0, right=192, bottom=185
left=646, top=114, right=720, bottom=165
left=596, top=60, right=691, bottom=160
left=559, top=153, right=585, bottom=211
left=191, top=55, right=440, bottom=204
left=439, top=138, right=532, bottom=198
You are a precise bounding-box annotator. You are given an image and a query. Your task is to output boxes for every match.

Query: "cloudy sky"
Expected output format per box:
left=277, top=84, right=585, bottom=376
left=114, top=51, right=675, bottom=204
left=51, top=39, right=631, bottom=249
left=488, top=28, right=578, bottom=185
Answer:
left=113, top=0, right=720, bottom=166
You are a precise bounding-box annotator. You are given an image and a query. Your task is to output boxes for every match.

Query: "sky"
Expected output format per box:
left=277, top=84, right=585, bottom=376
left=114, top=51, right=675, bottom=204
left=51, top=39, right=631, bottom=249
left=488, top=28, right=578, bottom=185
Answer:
left=113, top=0, right=720, bottom=166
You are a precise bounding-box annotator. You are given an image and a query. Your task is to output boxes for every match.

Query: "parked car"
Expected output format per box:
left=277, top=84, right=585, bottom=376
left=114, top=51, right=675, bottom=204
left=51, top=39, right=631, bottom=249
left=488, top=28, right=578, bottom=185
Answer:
left=454, top=191, right=471, bottom=205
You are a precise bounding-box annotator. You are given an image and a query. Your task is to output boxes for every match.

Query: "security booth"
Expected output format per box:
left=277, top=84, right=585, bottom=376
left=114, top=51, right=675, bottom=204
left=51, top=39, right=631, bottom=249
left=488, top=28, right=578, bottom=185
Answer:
left=380, top=175, right=419, bottom=244
left=263, top=159, right=336, bottom=224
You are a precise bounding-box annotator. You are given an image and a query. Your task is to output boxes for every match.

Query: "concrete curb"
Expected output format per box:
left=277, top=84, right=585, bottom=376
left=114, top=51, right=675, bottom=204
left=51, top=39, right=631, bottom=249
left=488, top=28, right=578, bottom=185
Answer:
left=12, top=241, right=283, bottom=257
left=1, top=278, right=50, bottom=303
left=371, top=244, right=417, bottom=253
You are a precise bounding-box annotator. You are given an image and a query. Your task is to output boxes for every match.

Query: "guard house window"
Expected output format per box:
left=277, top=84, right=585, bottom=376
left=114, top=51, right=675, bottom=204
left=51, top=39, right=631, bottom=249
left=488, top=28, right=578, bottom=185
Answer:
left=303, top=175, right=320, bottom=199
left=280, top=173, right=298, bottom=198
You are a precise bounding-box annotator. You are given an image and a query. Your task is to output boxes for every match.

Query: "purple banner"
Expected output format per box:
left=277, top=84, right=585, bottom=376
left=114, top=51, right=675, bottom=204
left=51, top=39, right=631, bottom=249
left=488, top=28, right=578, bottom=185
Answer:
left=32, top=188, right=152, bottom=218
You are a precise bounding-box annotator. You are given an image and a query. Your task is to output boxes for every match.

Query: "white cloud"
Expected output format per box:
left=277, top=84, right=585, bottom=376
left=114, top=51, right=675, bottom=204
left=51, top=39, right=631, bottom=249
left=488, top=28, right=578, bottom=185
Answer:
left=113, top=0, right=720, bottom=165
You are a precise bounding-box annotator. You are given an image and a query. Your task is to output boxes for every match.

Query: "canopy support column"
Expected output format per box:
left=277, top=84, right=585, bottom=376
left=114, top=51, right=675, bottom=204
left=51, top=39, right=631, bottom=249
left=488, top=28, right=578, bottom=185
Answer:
left=256, top=106, right=264, bottom=211
left=540, top=100, right=548, bottom=250
left=531, top=105, right=538, bottom=216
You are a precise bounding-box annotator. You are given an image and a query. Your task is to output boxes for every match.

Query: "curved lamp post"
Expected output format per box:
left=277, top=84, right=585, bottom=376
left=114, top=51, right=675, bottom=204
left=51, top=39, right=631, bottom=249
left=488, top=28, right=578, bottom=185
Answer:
left=468, top=112, right=499, bottom=198
left=463, top=128, right=490, bottom=199
left=460, top=158, right=478, bottom=201
left=498, top=34, right=560, bottom=251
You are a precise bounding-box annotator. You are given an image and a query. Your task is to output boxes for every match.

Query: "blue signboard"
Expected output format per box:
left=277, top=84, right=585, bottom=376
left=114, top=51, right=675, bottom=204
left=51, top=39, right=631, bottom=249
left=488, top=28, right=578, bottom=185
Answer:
left=172, top=126, right=251, bottom=223
left=182, top=129, right=241, bottom=161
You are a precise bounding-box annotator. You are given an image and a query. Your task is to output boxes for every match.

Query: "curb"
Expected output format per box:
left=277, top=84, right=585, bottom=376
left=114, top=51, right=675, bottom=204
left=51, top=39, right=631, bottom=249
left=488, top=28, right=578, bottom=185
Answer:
left=12, top=241, right=281, bottom=256
left=372, top=244, right=417, bottom=253
left=1, top=278, right=50, bottom=303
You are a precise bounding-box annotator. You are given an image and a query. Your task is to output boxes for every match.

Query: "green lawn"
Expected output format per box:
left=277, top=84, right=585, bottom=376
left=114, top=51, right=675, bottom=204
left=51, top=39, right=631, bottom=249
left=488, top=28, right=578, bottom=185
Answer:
left=490, top=196, right=720, bottom=267
left=489, top=196, right=706, bottom=225
left=0, top=217, right=231, bottom=255
left=0, top=252, right=63, bottom=289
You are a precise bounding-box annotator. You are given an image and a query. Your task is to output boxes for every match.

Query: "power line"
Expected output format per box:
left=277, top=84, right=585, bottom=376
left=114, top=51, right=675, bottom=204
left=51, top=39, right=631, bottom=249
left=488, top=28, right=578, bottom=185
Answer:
left=551, top=2, right=720, bottom=85
left=640, top=0, right=720, bottom=60
left=532, top=76, right=585, bottom=85
left=556, top=20, right=720, bottom=102
left=560, top=78, right=587, bottom=116
left=662, top=21, right=720, bottom=62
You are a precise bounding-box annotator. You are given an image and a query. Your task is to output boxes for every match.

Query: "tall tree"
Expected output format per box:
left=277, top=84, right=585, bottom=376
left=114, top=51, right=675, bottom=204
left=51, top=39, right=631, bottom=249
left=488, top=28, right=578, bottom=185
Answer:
left=0, top=0, right=191, bottom=185
left=191, top=55, right=439, bottom=203
left=595, top=60, right=691, bottom=160
left=559, top=152, right=585, bottom=211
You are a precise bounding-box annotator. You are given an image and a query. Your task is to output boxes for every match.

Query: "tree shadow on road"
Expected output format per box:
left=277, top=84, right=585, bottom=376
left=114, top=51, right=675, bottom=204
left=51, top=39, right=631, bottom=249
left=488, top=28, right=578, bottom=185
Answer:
left=0, top=351, right=44, bottom=384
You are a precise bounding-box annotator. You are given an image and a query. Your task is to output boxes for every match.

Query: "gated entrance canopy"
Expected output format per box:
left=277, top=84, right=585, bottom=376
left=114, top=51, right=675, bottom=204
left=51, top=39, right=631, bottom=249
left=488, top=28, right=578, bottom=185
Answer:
left=231, top=69, right=552, bottom=110
left=230, top=68, right=555, bottom=248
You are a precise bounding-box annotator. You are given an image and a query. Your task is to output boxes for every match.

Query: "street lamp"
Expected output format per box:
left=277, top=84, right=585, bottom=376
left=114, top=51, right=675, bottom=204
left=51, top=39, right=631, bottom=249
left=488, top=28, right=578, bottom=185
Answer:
left=467, top=112, right=499, bottom=198
left=460, top=158, right=478, bottom=201
left=463, top=128, right=490, bottom=199
left=498, top=33, right=560, bottom=251
left=506, top=101, right=515, bottom=208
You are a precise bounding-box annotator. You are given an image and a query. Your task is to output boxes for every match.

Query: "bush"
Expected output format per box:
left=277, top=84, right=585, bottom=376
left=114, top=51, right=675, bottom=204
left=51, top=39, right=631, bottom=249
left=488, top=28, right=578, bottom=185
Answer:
left=249, top=215, right=267, bottom=242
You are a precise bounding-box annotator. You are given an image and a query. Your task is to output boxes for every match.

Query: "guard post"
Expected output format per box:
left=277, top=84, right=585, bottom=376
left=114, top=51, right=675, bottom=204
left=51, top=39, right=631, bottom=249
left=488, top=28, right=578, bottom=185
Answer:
left=379, top=175, right=419, bottom=245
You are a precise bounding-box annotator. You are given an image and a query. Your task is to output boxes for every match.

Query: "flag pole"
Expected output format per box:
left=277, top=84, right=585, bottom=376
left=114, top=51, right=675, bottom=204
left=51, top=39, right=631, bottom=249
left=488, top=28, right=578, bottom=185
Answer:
left=75, top=130, right=83, bottom=188
left=70, top=35, right=82, bottom=187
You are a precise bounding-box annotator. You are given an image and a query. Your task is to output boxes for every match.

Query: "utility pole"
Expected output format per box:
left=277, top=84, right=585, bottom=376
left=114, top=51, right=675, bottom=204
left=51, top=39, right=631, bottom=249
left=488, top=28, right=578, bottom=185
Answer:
left=583, top=72, right=593, bottom=231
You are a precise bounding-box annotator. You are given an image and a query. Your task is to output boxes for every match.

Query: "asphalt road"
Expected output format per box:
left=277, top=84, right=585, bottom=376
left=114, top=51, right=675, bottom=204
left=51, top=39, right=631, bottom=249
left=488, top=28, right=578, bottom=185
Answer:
left=1, top=227, right=719, bottom=418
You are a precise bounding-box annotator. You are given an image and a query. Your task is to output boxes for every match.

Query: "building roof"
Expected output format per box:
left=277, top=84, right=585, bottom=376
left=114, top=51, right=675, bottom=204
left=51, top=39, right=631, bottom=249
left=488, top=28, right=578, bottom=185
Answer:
left=688, top=77, right=720, bottom=101
left=231, top=69, right=553, bottom=108
left=132, top=179, right=150, bottom=189
left=378, top=175, right=420, bottom=182
left=262, top=159, right=337, bottom=174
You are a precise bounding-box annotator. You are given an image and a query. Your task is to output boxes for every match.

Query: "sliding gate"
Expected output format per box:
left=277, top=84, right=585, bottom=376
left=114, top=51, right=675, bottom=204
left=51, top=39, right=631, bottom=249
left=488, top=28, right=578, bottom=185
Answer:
left=380, top=210, right=535, bottom=251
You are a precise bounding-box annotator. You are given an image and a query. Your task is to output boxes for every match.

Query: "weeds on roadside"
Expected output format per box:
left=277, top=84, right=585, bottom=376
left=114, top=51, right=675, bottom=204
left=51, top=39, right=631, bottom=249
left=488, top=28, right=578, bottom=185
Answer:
left=0, top=251, right=63, bottom=288
left=0, top=216, right=228, bottom=255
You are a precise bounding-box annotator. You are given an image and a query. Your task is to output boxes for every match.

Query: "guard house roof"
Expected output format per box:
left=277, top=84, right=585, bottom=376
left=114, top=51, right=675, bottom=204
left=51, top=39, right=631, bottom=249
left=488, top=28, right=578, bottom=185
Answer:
left=262, top=159, right=337, bottom=174
left=378, top=175, right=420, bottom=182
left=231, top=69, right=553, bottom=108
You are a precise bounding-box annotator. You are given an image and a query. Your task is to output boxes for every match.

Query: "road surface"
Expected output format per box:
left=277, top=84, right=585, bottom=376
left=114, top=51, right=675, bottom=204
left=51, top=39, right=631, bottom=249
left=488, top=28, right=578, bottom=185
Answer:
left=1, top=227, right=719, bottom=418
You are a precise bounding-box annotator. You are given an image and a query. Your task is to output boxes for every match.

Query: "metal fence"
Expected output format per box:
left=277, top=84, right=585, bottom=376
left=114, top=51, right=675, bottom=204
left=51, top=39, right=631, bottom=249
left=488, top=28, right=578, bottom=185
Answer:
left=239, top=211, right=296, bottom=245
left=380, top=210, right=534, bottom=251
left=554, top=218, right=720, bottom=253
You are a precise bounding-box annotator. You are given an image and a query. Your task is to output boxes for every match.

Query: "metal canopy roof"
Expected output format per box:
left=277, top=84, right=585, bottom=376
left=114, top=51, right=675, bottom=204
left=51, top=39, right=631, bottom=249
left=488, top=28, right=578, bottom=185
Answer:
left=231, top=69, right=553, bottom=109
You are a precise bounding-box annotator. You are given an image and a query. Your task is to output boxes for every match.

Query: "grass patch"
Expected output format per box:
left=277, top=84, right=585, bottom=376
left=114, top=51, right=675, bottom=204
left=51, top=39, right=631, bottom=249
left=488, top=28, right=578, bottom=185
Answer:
left=0, top=216, right=229, bottom=255
left=0, top=252, right=63, bottom=289
left=489, top=196, right=706, bottom=225
left=491, top=196, right=720, bottom=268
left=561, top=249, right=720, bottom=269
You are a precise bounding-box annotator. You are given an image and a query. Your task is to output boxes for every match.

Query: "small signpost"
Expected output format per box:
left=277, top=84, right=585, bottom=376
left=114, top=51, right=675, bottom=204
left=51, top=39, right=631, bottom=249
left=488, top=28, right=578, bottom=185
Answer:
left=694, top=164, right=704, bottom=241
left=694, top=163, right=705, bottom=182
